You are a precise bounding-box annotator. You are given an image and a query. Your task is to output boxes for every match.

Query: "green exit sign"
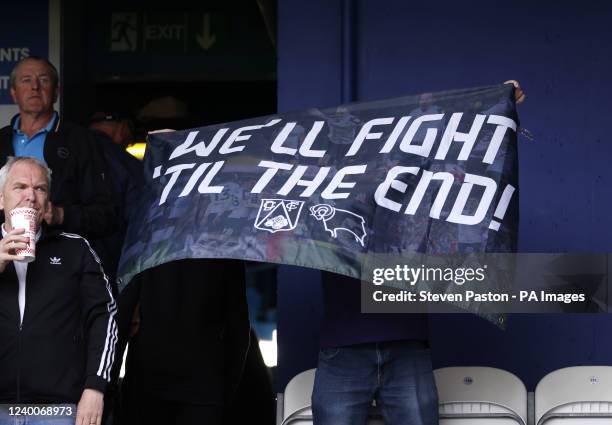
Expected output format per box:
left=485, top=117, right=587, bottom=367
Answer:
left=96, top=5, right=275, bottom=80
left=143, top=12, right=187, bottom=53
left=109, top=11, right=234, bottom=54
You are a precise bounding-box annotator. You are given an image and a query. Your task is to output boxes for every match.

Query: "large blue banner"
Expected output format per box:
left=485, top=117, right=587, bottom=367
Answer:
left=118, top=84, right=519, bottom=290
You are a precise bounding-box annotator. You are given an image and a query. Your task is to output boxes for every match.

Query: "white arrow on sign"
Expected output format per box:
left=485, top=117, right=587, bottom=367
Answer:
left=196, top=13, right=216, bottom=50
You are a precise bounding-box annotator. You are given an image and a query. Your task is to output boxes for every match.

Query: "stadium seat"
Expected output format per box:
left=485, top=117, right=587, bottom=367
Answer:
left=535, top=366, right=612, bottom=425
left=435, top=366, right=528, bottom=425
left=278, top=368, right=315, bottom=425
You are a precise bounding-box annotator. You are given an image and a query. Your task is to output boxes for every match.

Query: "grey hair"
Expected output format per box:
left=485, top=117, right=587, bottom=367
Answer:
left=0, top=156, right=52, bottom=191
left=9, top=56, right=59, bottom=89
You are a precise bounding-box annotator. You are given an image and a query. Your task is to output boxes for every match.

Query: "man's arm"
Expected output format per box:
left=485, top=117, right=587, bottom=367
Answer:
left=76, top=389, right=104, bottom=425
left=77, top=236, right=117, bottom=422
left=48, top=127, right=119, bottom=238
left=108, top=275, right=141, bottom=389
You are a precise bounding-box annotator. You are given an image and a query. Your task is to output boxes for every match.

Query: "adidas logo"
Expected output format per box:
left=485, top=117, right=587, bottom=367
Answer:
left=50, top=257, right=61, bottom=265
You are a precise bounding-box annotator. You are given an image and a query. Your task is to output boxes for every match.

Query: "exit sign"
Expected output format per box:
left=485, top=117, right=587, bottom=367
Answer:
left=90, top=5, right=274, bottom=81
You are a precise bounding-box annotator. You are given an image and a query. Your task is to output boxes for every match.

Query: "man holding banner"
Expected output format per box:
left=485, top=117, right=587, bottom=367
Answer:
left=313, top=80, right=525, bottom=425
left=117, top=259, right=250, bottom=425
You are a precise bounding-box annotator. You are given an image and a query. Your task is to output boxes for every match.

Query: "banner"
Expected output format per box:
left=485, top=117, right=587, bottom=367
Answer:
left=118, top=84, right=519, bottom=291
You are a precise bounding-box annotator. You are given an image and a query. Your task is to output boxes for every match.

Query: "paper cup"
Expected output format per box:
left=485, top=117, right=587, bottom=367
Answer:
left=9, top=207, right=38, bottom=262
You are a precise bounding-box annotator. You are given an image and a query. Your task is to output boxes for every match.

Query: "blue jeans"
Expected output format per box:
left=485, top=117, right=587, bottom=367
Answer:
left=312, top=341, right=438, bottom=425
left=0, top=405, right=76, bottom=425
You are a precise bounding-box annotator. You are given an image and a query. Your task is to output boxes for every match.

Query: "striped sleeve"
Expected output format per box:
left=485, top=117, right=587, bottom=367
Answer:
left=61, top=232, right=118, bottom=387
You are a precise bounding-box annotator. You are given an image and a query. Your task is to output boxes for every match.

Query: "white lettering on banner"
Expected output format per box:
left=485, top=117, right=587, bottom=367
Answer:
left=321, top=165, right=367, bottom=199
left=0, top=47, right=29, bottom=62
left=341, top=113, right=516, bottom=163
left=0, top=76, right=9, bottom=90
left=169, top=114, right=516, bottom=164
left=298, top=121, right=326, bottom=157
left=156, top=161, right=226, bottom=205
left=154, top=102, right=518, bottom=230
left=252, top=161, right=294, bottom=193
left=196, top=161, right=225, bottom=193
left=271, top=120, right=327, bottom=157
left=178, top=163, right=212, bottom=197
left=154, top=159, right=516, bottom=230
left=399, top=114, right=445, bottom=157
left=374, top=167, right=515, bottom=230
left=483, top=115, right=517, bottom=164
left=169, top=128, right=229, bottom=159
left=253, top=162, right=367, bottom=199
left=158, top=164, right=195, bottom=205
left=374, top=166, right=420, bottom=212
left=380, top=116, right=411, bottom=153
left=488, top=184, right=515, bottom=231
left=278, top=166, right=330, bottom=197
left=271, top=122, right=299, bottom=155
left=219, top=119, right=281, bottom=154
left=169, top=120, right=282, bottom=159
left=345, top=117, right=395, bottom=156
left=404, top=170, right=454, bottom=219
left=434, top=113, right=486, bottom=161
left=447, top=174, right=497, bottom=225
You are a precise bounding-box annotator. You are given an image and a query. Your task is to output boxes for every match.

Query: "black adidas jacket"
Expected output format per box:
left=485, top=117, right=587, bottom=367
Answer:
left=0, top=227, right=117, bottom=403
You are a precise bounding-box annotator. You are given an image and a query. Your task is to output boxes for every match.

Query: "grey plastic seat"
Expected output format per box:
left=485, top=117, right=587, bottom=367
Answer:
left=535, top=366, right=612, bottom=425
left=279, top=368, right=315, bottom=425
left=435, top=366, right=528, bottom=425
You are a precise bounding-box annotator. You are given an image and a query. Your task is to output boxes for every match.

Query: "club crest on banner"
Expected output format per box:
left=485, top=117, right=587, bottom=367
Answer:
left=310, top=204, right=367, bottom=247
left=255, top=199, right=305, bottom=233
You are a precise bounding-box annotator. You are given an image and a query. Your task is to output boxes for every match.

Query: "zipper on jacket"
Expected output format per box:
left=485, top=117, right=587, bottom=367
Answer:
left=16, top=322, right=22, bottom=402
left=16, top=260, right=29, bottom=403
